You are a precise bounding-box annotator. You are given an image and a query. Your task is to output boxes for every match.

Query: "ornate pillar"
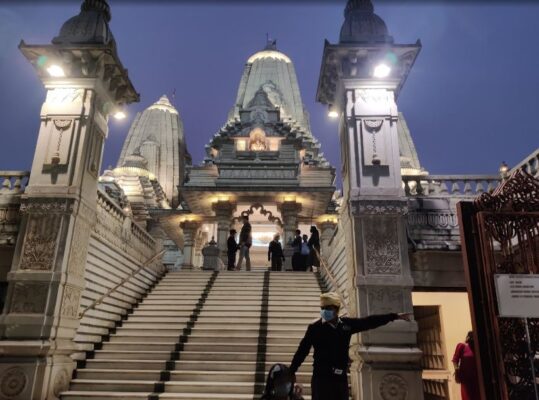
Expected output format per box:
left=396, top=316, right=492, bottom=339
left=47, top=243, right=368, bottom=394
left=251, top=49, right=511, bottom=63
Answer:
left=180, top=220, right=200, bottom=270
left=278, top=201, right=302, bottom=271
left=212, top=200, right=236, bottom=265
left=0, top=1, right=138, bottom=399
left=317, top=1, right=423, bottom=399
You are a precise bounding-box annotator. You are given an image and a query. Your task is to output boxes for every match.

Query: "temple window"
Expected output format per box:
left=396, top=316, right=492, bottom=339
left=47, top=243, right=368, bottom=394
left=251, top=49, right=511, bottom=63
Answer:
left=236, top=139, right=247, bottom=151
left=269, top=138, right=280, bottom=151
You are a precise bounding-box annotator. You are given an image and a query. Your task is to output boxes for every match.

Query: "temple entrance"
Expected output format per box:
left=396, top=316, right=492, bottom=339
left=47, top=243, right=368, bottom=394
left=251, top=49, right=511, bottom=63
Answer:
left=232, top=203, right=283, bottom=269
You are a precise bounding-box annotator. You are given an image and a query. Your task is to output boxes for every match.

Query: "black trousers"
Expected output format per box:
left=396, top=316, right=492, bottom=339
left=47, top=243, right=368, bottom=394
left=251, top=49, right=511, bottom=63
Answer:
left=291, top=253, right=302, bottom=271
left=227, top=251, right=236, bottom=270
left=311, top=373, right=348, bottom=400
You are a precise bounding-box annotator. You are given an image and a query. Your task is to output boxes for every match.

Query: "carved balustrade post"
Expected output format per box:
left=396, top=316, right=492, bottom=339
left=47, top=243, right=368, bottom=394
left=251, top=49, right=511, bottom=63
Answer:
left=212, top=200, right=236, bottom=265
left=316, top=1, right=423, bottom=398
left=0, top=1, right=138, bottom=399
left=180, top=220, right=201, bottom=270
left=319, top=220, right=337, bottom=258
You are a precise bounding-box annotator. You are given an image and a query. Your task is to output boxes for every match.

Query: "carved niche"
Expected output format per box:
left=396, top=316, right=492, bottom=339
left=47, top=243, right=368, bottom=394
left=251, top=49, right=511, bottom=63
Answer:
left=10, top=283, right=48, bottom=314
left=379, top=373, right=408, bottom=400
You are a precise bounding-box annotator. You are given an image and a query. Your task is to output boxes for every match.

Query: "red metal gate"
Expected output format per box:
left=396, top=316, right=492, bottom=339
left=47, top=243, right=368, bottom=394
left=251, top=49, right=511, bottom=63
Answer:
left=457, top=169, right=539, bottom=400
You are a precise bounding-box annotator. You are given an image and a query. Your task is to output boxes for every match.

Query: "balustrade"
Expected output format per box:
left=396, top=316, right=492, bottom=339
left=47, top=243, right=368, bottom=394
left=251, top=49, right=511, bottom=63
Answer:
left=0, top=171, right=30, bottom=194
left=402, top=175, right=500, bottom=197
left=511, top=148, right=539, bottom=177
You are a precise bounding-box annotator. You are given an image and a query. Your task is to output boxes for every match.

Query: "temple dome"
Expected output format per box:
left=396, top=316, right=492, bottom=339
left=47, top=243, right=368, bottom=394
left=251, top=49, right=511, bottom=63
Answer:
left=52, top=0, right=115, bottom=46
left=339, top=0, right=393, bottom=44
left=122, top=150, right=148, bottom=169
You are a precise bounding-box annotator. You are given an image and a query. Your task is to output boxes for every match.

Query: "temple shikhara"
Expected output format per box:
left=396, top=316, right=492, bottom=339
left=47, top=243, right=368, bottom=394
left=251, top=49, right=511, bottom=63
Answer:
left=0, top=0, right=537, bottom=400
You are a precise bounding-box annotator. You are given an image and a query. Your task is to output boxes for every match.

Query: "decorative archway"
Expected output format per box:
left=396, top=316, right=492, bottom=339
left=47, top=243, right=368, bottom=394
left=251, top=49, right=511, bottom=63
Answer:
left=232, top=203, right=283, bottom=227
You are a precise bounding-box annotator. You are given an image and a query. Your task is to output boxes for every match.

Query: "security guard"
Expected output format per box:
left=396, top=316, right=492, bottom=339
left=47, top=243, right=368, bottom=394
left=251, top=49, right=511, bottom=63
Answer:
left=289, top=292, right=411, bottom=400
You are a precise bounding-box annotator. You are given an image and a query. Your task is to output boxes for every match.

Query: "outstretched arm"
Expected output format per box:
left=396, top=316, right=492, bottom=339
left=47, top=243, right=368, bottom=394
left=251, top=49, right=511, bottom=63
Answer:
left=290, top=325, right=314, bottom=374
left=348, top=313, right=410, bottom=334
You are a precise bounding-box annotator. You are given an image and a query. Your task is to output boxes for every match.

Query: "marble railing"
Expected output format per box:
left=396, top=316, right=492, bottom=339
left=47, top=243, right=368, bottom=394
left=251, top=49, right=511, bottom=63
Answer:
left=402, top=175, right=500, bottom=197
left=0, top=171, right=30, bottom=194
left=511, top=148, right=539, bottom=177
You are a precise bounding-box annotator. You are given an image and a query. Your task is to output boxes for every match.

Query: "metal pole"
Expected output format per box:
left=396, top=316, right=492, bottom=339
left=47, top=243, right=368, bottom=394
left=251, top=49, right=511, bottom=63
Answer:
left=524, top=318, right=539, bottom=400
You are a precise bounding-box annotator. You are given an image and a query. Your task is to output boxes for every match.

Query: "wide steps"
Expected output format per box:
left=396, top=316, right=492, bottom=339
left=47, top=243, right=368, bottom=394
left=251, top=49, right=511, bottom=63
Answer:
left=62, top=270, right=323, bottom=400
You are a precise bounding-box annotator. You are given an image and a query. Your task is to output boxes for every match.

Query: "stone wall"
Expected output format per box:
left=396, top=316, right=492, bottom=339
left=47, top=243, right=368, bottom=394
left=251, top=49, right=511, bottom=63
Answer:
left=73, top=189, right=165, bottom=359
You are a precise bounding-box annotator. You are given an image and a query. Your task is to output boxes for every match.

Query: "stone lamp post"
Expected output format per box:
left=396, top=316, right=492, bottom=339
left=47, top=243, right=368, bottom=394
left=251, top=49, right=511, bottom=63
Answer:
left=317, top=0, right=424, bottom=399
left=0, top=1, right=138, bottom=399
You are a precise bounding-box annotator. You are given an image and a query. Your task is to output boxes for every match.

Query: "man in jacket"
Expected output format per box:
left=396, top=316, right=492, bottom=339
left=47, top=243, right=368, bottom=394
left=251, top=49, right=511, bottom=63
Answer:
left=268, top=234, right=285, bottom=271
left=236, top=215, right=252, bottom=271
left=289, top=292, right=411, bottom=400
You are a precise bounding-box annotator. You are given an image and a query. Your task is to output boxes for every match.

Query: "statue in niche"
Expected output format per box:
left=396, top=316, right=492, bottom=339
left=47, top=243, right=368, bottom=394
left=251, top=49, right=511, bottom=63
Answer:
left=249, top=128, right=267, bottom=151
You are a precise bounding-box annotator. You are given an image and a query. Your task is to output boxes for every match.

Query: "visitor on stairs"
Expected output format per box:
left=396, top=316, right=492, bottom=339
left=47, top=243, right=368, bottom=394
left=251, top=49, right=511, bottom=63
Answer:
left=307, top=226, right=320, bottom=273
left=236, top=215, right=252, bottom=271
left=268, top=234, right=286, bottom=271
left=227, top=229, right=238, bottom=271
left=291, top=230, right=302, bottom=271
left=289, top=292, right=412, bottom=400
left=300, top=235, right=310, bottom=271
left=261, top=363, right=303, bottom=400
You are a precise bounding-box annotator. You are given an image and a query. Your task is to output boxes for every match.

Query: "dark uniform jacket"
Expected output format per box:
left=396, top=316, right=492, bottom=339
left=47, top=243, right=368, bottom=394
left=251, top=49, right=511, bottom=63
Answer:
left=290, top=313, right=398, bottom=375
left=268, top=240, right=285, bottom=261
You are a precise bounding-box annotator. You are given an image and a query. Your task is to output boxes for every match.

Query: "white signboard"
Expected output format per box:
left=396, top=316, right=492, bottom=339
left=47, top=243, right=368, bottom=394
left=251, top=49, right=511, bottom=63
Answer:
left=494, top=274, right=539, bottom=318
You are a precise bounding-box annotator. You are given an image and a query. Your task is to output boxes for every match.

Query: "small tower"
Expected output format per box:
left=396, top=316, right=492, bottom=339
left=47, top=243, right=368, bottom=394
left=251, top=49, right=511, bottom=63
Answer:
left=0, top=1, right=138, bottom=398
left=117, top=95, right=189, bottom=208
left=317, top=0, right=424, bottom=398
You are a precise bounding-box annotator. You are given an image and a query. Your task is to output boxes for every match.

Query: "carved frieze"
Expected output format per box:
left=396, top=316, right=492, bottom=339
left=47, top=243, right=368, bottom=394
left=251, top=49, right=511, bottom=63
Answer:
left=60, top=285, right=81, bottom=319
left=219, top=169, right=296, bottom=180
left=353, top=200, right=408, bottom=216
left=20, top=199, right=75, bottom=215
left=20, top=215, right=61, bottom=271
left=379, top=373, right=408, bottom=400
left=68, top=221, right=90, bottom=278
left=365, top=221, right=401, bottom=275
left=10, top=283, right=48, bottom=314
left=0, top=367, right=28, bottom=398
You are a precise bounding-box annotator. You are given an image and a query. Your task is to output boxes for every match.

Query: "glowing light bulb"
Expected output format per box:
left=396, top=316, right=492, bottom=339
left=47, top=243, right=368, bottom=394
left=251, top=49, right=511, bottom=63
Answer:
left=373, top=63, right=391, bottom=78
left=113, top=111, right=126, bottom=120
left=46, top=65, right=65, bottom=77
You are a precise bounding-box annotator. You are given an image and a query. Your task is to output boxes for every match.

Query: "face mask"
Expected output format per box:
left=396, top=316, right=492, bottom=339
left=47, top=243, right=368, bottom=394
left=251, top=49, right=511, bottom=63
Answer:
left=320, top=309, right=335, bottom=321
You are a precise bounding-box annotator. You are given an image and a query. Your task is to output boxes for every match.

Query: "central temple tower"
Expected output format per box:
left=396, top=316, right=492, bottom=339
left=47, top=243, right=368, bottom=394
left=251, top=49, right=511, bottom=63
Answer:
left=182, top=42, right=336, bottom=267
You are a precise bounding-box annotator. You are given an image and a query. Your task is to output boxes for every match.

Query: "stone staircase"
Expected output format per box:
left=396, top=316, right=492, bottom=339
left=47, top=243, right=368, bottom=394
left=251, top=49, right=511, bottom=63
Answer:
left=61, top=270, right=323, bottom=399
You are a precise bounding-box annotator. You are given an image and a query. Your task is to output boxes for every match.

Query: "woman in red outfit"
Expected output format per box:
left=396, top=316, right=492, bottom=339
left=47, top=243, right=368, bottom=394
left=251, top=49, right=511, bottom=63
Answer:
left=452, top=331, right=480, bottom=400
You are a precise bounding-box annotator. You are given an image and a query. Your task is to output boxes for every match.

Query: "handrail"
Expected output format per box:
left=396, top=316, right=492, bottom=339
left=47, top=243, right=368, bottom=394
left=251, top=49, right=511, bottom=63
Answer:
left=78, top=249, right=166, bottom=319
left=313, top=247, right=349, bottom=317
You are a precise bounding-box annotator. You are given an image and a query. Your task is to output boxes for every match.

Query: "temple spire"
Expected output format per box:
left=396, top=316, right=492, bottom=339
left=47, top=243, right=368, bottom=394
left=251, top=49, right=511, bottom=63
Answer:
left=81, top=0, right=111, bottom=22
left=344, top=0, right=374, bottom=16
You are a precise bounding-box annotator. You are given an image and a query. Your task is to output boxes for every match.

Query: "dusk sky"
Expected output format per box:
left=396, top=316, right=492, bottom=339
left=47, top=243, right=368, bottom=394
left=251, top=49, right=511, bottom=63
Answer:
left=0, top=1, right=538, bottom=182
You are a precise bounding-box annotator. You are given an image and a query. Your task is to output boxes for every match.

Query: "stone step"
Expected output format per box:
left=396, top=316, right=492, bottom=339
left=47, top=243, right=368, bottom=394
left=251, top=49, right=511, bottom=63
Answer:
left=84, top=360, right=167, bottom=370
left=70, top=380, right=155, bottom=392
left=93, top=350, right=171, bottom=360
